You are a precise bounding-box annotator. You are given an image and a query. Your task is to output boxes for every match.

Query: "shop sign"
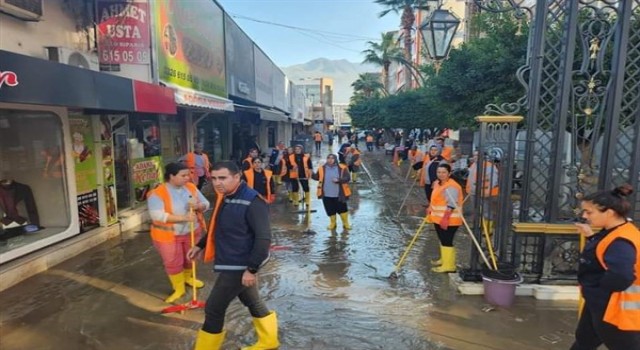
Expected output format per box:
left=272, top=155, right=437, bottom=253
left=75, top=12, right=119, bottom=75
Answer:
left=132, top=156, right=163, bottom=202
left=152, top=0, right=226, bottom=97
left=224, top=14, right=255, bottom=100
left=174, top=88, right=234, bottom=111
left=254, top=46, right=273, bottom=106
left=77, top=190, right=100, bottom=232
left=96, top=1, right=151, bottom=65
left=0, top=70, right=19, bottom=88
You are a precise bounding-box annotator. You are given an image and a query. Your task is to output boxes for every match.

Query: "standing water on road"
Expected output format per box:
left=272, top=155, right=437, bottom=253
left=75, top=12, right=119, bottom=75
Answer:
left=0, top=147, right=578, bottom=349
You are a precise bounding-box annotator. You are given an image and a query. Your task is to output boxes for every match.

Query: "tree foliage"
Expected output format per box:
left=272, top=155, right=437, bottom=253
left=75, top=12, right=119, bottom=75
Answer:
left=349, top=13, right=528, bottom=130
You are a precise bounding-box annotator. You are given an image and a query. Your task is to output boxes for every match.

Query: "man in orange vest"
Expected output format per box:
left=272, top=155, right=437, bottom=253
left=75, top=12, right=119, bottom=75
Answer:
left=288, top=144, right=313, bottom=206
left=365, top=134, right=375, bottom=152
left=244, top=157, right=275, bottom=204
left=314, top=131, right=323, bottom=155
left=408, top=145, right=424, bottom=179
left=147, top=162, right=209, bottom=303
left=435, top=137, right=454, bottom=162
left=419, top=145, right=445, bottom=203
left=180, top=143, right=211, bottom=190
left=312, top=154, right=352, bottom=230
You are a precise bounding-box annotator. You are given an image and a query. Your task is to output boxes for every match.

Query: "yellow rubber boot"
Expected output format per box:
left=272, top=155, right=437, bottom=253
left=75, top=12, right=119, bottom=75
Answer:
left=194, top=329, right=226, bottom=350
left=431, top=245, right=443, bottom=266
left=241, top=311, right=280, bottom=350
left=275, top=175, right=282, bottom=185
left=287, top=192, right=293, bottom=203
left=339, top=212, right=351, bottom=230
left=327, top=215, right=337, bottom=230
left=351, top=172, right=357, bottom=182
left=184, top=269, right=204, bottom=288
left=432, top=246, right=456, bottom=273
left=165, top=272, right=186, bottom=303
left=305, top=192, right=311, bottom=206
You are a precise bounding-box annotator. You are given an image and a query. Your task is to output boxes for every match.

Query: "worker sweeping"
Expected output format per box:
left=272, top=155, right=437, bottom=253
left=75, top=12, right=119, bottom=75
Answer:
left=188, top=161, right=278, bottom=350
left=466, top=150, right=500, bottom=235
left=427, top=163, right=463, bottom=273
left=147, top=162, right=210, bottom=303
left=312, top=154, right=352, bottom=230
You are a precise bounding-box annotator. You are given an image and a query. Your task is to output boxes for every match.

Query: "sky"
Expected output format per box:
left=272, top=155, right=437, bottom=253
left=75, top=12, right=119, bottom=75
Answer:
left=217, top=0, right=402, bottom=67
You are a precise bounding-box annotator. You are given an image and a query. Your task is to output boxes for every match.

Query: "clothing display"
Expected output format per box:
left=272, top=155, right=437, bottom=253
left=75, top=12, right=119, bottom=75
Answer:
left=0, top=180, right=40, bottom=227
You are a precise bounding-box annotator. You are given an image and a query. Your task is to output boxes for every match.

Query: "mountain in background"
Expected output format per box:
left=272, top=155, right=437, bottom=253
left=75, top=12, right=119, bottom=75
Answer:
left=282, top=58, right=379, bottom=104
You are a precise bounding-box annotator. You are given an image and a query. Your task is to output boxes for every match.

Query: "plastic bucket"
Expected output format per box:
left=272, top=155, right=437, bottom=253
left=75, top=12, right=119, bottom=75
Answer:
left=481, top=263, right=523, bottom=308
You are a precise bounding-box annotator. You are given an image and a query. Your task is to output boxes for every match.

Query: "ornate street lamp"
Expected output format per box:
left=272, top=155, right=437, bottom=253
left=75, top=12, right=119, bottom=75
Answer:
left=420, top=9, right=461, bottom=74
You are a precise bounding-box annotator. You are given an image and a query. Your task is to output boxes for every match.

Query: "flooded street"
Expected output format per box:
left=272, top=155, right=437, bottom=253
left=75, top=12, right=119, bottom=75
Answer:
left=0, top=147, right=578, bottom=349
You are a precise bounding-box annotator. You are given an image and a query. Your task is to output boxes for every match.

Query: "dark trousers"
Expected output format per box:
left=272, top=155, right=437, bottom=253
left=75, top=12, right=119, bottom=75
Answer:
left=203, top=272, right=270, bottom=333
left=315, top=141, right=322, bottom=152
left=570, top=305, right=640, bottom=350
left=434, top=224, right=459, bottom=247
left=322, top=197, right=348, bottom=216
left=291, top=178, right=310, bottom=193
left=366, top=142, right=373, bottom=151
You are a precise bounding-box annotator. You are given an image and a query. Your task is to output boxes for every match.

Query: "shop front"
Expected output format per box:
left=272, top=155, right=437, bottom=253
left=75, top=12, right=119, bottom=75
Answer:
left=0, top=50, right=176, bottom=264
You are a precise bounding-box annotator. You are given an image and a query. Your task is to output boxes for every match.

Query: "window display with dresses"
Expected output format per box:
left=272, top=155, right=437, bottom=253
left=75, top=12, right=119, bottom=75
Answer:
left=0, top=110, right=71, bottom=255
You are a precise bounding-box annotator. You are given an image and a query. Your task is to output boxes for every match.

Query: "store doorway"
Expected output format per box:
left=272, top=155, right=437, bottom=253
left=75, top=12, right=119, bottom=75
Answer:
left=111, top=116, right=131, bottom=210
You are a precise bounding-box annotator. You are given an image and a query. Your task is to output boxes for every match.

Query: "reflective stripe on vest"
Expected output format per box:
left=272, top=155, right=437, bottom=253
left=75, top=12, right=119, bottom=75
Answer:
left=149, top=183, right=198, bottom=242
left=595, top=222, right=640, bottom=331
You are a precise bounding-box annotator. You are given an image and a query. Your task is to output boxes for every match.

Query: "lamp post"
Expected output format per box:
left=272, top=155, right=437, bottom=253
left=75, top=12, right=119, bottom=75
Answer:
left=420, top=8, right=461, bottom=74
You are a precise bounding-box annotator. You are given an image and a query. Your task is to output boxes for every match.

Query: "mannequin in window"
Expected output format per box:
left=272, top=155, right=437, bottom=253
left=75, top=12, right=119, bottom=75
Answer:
left=0, top=179, right=40, bottom=229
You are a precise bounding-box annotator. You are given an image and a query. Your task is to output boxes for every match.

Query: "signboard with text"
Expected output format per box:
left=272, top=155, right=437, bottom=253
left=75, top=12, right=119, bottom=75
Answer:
left=96, top=1, right=151, bottom=65
left=152, top=0, right=226, bottom=97
left=69, top=116, right=100, bottom=232
left=131, top=156, right=163, bottom=203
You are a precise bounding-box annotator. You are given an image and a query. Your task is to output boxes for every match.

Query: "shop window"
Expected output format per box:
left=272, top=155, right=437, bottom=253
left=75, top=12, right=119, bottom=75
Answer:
left=267, top=125, right=276, bottom=148
left=128, top=116, right=163, bottom=206
left=0, top=110, right=71, bottom=254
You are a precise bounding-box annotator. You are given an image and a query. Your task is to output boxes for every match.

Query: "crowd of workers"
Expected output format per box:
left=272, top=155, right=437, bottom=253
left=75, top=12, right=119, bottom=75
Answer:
left=146, top=130, right=639, bottom=349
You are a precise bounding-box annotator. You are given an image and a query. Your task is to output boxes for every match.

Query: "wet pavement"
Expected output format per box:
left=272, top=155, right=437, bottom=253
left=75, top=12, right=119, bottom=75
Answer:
left=0, top=143, right=578, bottom=349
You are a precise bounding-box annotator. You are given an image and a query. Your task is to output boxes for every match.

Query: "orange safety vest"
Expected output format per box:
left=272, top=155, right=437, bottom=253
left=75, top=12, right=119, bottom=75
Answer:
left=204, top=193, right=225, bottom=262
left=595, top=222, right=640, bottom=331
left=243, top=169, right=274, bottom=202
left=316, top=164, right=351, bottom=198
left=350, top=149, right=362, bottom=166
left=427, top=179, right=463, bottom=226
left=289, top=154, right=311, bottom=179
left=314, top=133, right=323, bottom=142
left=466, top=161, right=499, bottom=197
left=149, top=182, right=203, bottom=243
left=409, top=150, right=423, bottom=164
left=185, top=152, right=210, bottom=183
left=242, top=156, right=253, bottom=169
left=441, top=146, right=453, bottom=162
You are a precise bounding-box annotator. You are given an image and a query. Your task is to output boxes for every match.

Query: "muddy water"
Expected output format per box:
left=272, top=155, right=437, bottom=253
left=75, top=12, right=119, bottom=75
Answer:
left=0, top=147, right=578, bottom=349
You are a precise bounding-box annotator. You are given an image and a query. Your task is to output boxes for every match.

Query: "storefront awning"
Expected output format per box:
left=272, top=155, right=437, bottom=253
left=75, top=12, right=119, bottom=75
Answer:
left=0, top=50, right=176, bottom=114
left=169, top=84, right=234, bottom=112
left=259, top=108, right=288, bottom=122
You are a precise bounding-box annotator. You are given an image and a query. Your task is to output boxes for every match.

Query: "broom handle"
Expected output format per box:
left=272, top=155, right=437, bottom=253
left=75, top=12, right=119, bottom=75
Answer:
left=445, top=191, right=493, bottom=269
left=393, top=219, right=427, bottom=273
left=189, top=204, right=197, bottom=303
left=396, top=177, right=418, bottom=217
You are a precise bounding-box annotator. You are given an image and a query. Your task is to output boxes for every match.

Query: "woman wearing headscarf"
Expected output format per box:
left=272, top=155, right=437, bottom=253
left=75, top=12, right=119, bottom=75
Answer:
left=312, top=154, right=351, bottom=230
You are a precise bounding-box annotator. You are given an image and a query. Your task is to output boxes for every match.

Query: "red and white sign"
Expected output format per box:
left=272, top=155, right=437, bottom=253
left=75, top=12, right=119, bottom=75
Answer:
left=0, top=70, right=18, bottom=89
left=96, top=1, right=150, bottom=65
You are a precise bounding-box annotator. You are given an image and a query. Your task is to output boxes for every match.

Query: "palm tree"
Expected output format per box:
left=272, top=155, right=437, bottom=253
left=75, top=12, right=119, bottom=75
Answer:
left=374, top=0, right=430, bottom=88
left=351, top=73, right=386, bottom=98
left=362, top=32, right=406, bottom=92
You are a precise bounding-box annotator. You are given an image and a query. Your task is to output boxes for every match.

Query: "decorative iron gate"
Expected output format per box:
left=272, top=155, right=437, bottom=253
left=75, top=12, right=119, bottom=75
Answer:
left=466, top=0, right=640, bottom=282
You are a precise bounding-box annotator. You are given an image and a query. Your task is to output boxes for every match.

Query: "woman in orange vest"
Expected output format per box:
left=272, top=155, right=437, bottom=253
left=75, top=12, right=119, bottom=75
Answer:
left=147, top=162, right=210, bottom=303
left=312, top=154, right=351, bottom=230
left=243, top=157, right=276, bottom=204
left=427, top=163, right=463, bottom=273
left=288, top=144, right=313, bottom=206
left=242, top=148, right=259, bottom=171
left=572, top=184, right=640, bottom=349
